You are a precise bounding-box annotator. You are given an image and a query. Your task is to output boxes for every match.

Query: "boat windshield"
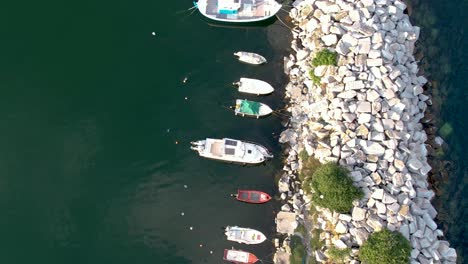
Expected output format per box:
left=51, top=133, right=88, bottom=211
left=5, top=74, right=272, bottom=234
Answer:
left=225, top=139, right=238, bottom=146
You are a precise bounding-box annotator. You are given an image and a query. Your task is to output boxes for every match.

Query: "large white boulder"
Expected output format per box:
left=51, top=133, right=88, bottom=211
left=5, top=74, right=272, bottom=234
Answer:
left=321, top=34, right=338, bottom=46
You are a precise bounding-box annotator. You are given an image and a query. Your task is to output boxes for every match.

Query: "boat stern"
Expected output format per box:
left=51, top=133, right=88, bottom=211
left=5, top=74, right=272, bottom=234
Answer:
left=190, top=140, right=206, bottom=153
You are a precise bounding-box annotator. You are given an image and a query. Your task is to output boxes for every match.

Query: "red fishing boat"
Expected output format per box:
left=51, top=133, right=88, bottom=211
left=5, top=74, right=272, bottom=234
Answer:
left=233, top=190, right=271, bottom=204
left=223, top=249, right=259, bottom=264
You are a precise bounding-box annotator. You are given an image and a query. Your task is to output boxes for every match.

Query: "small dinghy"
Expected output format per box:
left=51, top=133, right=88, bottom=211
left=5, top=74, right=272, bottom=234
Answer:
left=190, top=138, right=273, bottom=164
left=234, top=52, right=266, bottom=65
left=234, top=99, right=273, bottom=118
left=225, top=226, right=267, bottom=244
left=223, top=249, right=258, bottom=264
left=233, top=78, right=274, bottom=95
left=233, top=190, right=272, bottom=204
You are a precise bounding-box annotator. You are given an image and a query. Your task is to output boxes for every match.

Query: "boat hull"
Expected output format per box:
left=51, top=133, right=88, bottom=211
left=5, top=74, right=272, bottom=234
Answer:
left=190, top=138, right=273, bottom=165
left=234, top=52, right=267, bottom=65
left=223, top=249, right=259, bottom=264
left=235, top=78, right=274, bottom=95
left=236, top=190, right=271, bottom=204
left=225, top=226, right=267, bottom=244
left=234, top=99, right=273, bottom=118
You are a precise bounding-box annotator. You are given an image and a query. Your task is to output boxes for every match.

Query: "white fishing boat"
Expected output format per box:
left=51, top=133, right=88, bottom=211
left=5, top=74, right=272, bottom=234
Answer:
left=234, top=51, right=266, bottom=65
left=194, top=0, right=282, bottom=23
left=225, top=226, right=267, bottom=245
left=234, top=99, right=273, bottom=118
left=190, top=138, right=273, bottom=164
left=233, top=77, right=274, bottom=95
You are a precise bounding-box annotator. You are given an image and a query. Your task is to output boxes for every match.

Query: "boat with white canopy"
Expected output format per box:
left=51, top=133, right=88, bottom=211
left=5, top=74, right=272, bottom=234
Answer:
left=224, top=226, right=266, bottom=244
left=233, top=77, right=274, bottom=95
left=194, top=0, right=282, bottom=23
left=190, top=138, right=272, bottom=164
left=234, top=51, right=266, bottom=65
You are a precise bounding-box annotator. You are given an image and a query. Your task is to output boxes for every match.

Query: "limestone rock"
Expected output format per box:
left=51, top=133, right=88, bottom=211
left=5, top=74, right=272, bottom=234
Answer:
left=321, top=34, right=338, bottom=46
left=352, top=207, right=367, bottom=221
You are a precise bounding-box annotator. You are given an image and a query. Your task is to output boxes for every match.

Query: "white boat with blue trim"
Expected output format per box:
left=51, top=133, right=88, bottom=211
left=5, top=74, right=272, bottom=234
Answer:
left=225, top=226, right=267, bottom=244
left=194, top=0, right=282, bottom=23
left=190, top=138, right=273, bottom=164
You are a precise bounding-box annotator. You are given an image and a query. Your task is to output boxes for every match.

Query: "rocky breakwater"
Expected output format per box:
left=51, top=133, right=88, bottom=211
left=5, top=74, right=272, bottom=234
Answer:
left=274, top=0, right=457, bottom=263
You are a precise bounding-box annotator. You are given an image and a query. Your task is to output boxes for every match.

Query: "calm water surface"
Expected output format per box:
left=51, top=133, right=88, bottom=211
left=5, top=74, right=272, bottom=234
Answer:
left=0, top=1, right=291, bottom=263
left=407, top=0, right=468, bottom=262
left=1, top=0, right=466, bottom=263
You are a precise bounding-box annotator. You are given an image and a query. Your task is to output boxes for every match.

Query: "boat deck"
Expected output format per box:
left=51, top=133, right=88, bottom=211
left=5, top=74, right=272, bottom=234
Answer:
left=209, top=141, right=224, bottom=156
left=206, top=0, right=270, bottom=19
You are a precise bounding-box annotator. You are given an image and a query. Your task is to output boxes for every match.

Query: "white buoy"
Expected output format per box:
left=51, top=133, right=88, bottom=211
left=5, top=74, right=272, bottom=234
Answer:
left=184, top=185, right=188, bottom=189
left=189, top=226, right=193, bottom=230
left=152, top=32, right=156, bottom=36
left=181, top=212, right=185, bottom=216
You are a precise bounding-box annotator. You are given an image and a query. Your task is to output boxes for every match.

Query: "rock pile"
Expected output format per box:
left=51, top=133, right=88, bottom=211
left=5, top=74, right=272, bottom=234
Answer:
left=274, top=0, right=457, bottom=263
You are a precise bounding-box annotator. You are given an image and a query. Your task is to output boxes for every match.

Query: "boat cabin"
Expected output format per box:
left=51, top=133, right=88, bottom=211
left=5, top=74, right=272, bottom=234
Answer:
left=217, top=0, right=241, bottom=14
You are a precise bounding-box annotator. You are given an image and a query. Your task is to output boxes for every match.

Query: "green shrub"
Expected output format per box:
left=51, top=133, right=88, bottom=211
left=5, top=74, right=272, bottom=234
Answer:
left=359, top=229, right=411, bottom=264
left=328, top=247, right=351, bottom=263
left=312, top=49, right=337, bottom=67
left=310, top=229, right=324, bottom=251
left=299, top=149, right=309, bottom=162
left=307, top=162, right=363, bottom=213
left=299, top=156, right=321, bottom=183
left=295, top=224, right=307, bottom=236
left=308, top=69, right=321, bottom=84
left=290, top=235, right=306, bottom=264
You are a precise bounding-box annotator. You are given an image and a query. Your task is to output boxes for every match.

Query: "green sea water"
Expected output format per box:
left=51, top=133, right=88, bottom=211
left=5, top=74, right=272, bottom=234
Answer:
left=407, top=0, right=468, bottom=262
left=1, top=0, right=466, bottom=263
left=0, top=1, right=291, bottom=263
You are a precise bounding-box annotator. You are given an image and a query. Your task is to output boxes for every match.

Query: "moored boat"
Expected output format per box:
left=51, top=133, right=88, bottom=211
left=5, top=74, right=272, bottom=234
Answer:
left=233, top=77, right=274, bottom=95
left=225, top=226, right=267, bottom=244
left=194, top=0, right=282, bottom=23
left=234, top=52, right=267, bottom=65
left=234, top=189, right=271, bottom=204
left=223, top=249, right=259, bottom=264
left=234, top=99, right=273, bottom=118
left=190, top=138, right=273, bottom=164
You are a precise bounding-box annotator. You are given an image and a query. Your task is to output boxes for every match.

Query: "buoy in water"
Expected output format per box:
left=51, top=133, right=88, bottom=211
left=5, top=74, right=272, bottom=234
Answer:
left=152, top=32, right=156, bottom=36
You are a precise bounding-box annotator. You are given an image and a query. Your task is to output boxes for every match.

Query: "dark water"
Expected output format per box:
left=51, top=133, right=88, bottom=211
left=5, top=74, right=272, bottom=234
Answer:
left=0, top=1, right=291, bottom=263
left=407, top=0, right=468, bottom=262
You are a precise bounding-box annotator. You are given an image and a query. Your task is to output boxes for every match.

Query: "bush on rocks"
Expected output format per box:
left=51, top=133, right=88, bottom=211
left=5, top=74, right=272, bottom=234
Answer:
left=359, top=229, right=411, bottom=264
left=299, top=156, right=321, bottom=194
left=308, top=69, right=321, bottom=84
left=307, top=162, right=363, bottom=213
left=327, top=247, right=351, bottom=263
left=290, top=235, right=306, bottom=264
left=311, top=49, right=337, bottom=67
